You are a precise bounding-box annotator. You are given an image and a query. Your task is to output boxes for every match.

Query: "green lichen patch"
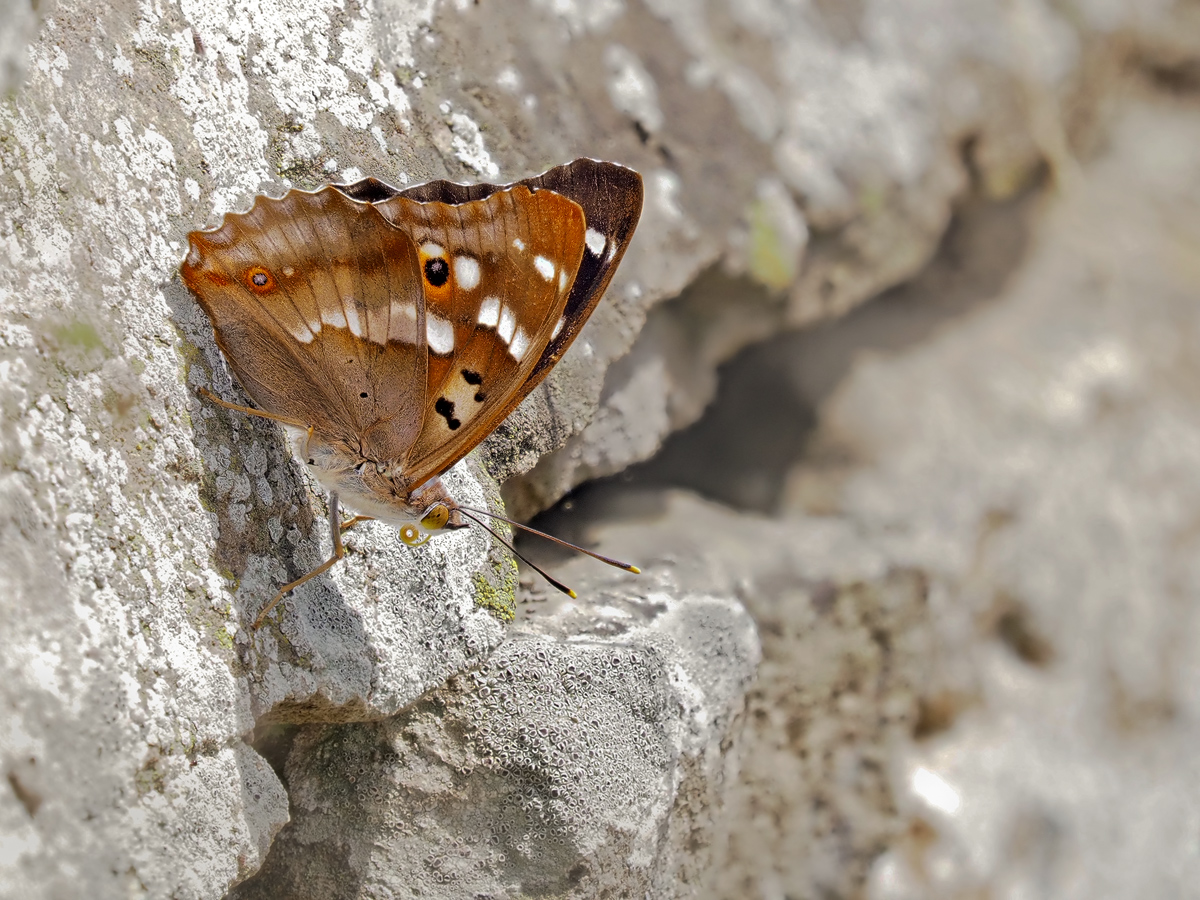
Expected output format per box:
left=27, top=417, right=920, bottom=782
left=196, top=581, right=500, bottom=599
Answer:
left=52, top=319, right=106, bottom=352
left=463, top=453, right=518, bottom=621
left=857, top=182, right=887, bottom=218
left=748, top=195, right=799, bottom=292
left=472, top=559, right=517, bottom=622
left=40, top=316, right=111, bottom=375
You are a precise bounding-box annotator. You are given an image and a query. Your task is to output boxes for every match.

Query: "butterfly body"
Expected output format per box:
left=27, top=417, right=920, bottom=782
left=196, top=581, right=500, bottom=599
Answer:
left=282, top=426, right=466, bottom=531
left=182, top=159, right=643, bottom=621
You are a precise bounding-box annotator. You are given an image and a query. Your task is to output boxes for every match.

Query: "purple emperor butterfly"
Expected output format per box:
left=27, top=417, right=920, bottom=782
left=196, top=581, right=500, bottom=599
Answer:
left=182, top=159, right=644, bottom=626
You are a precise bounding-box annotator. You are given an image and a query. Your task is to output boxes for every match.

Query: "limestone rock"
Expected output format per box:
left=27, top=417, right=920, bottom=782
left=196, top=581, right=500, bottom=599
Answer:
left=229, top=566, right=758, bottom=899
left=1, top=0, right=1194, bottom=897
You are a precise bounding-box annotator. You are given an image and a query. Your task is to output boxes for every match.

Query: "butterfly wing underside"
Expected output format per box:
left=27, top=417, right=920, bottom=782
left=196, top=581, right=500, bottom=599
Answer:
left=369, top=185, right=588, bottom=488
left=181, top=188, right=430, bottom=464
left=186, top=160, right=642, bottom=493
left=377, top=159, right=643, bottom=389
left=332, top=159, right=643, bottom=483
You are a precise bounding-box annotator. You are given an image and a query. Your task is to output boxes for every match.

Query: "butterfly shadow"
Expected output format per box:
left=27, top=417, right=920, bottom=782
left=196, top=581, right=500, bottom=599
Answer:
left=164, top=275, right=374, bottom=642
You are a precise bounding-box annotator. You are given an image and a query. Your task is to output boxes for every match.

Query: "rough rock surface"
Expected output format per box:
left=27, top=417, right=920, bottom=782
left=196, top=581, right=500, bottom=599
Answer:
left=540, top=80, right=1200, bottom=897
left=846, top=93, right=1200, bottom=900
left=1, top=0, right=1197, bottom=897
left=230, top=576, right=758, bottom=899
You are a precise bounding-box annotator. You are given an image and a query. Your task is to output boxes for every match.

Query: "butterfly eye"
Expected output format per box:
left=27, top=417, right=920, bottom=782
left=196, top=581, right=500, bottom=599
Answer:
left=420, top=504, right=450, bottom=530
left=244, top=266, right=275, bottom=292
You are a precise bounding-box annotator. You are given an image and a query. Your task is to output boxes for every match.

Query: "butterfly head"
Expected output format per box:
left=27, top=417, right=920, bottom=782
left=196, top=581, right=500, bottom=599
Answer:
left=291, top=430, right=465, bottom=531
left=395, top=499, right=464, bottom=548
left=419, top=502, right=452, bottom=530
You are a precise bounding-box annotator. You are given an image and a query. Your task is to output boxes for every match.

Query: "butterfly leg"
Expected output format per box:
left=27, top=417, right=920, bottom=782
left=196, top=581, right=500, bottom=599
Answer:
left=253, top=492, right=348, bottom=629
left=340, top=515, right=374, bottom=531
left=197, top=386, right=310, bottom=430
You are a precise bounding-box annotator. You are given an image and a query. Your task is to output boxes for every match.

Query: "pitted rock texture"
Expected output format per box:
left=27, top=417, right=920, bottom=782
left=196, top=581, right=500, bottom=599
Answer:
left=229, top=580, right=758, bottom=899
left=1, top=0, right=1197, bottom=897
left=538, top=488, right=935, bottom=899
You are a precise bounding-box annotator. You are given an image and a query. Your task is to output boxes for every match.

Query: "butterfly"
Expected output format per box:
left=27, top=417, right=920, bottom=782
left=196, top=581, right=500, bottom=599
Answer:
left=181, top=158, right=644, bottom=626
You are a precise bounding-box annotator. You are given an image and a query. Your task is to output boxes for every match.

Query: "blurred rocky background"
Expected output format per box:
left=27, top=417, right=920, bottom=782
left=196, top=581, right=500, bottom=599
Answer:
left=2, top=0, right=1199, bottom=897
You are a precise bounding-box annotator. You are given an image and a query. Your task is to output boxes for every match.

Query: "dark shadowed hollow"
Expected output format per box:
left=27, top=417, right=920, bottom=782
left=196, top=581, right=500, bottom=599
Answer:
left=522, top=182, right=1040, bottom=557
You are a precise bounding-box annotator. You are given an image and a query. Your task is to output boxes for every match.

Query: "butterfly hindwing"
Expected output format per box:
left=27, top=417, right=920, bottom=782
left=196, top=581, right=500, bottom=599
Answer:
left=368, top=184, right=588, bottom=486
left=182, top=188, right=430, bottom=463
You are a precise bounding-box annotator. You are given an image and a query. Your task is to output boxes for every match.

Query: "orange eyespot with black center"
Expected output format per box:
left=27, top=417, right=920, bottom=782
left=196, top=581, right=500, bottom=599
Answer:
left=244, top=266, right=275, bottom=293
left=423, top=257, right=449, bottom=288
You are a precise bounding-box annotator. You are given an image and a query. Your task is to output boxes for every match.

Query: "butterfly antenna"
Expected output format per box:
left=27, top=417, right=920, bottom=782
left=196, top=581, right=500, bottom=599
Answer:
left=458, top=504, right=640, bottom=574
left=459, top=509, right=579, bottom=599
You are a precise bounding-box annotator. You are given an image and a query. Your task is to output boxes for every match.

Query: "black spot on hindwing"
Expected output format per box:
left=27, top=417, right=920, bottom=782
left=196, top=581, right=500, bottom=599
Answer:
left=462, top=369, right=483, bottom=385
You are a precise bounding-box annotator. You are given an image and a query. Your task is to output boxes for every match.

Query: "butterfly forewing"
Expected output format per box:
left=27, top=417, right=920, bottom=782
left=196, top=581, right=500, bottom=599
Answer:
left=369, top=185, right=588, bottom=485
left=182, top=188, right=429, bottom=463
left=521, top=159, right=643, bottom=385
left=333, top=158, right=644, bottom=453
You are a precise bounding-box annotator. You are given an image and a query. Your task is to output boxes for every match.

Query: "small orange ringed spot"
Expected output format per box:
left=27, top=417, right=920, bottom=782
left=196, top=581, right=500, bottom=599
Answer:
left=245, top=266, right=275, bottom=292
